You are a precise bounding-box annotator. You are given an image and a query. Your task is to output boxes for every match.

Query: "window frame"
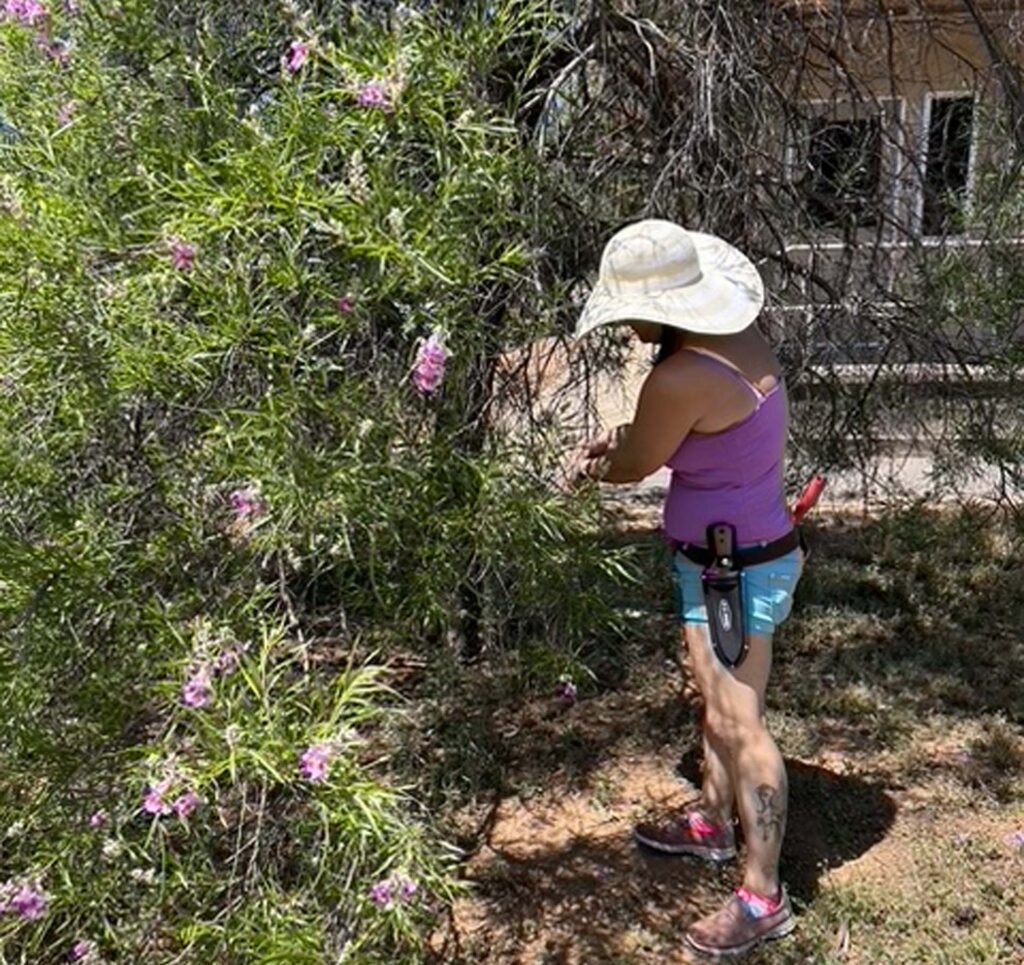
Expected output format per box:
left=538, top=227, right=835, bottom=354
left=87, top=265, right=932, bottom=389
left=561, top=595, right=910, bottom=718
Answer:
left=785, top=97, right=906, bottom=241
left=915, top=90, right=978, bottom=238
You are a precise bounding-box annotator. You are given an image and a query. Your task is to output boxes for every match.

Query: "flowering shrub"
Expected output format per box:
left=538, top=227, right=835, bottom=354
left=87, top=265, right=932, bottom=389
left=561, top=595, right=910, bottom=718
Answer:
left=0, top=0, right=634, bottom=960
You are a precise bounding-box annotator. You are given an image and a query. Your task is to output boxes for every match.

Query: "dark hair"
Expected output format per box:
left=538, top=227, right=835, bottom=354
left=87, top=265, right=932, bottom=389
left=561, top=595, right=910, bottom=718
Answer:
left=653, top=325, right=679, bottom=366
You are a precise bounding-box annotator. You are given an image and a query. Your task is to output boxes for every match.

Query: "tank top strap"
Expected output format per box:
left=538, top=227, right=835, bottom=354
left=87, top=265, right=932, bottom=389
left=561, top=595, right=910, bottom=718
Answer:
left=679, top=346, right=767, bottom=401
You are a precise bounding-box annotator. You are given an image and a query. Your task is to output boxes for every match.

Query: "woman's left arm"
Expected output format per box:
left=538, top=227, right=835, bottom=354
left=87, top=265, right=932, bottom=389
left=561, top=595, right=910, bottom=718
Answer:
left=577, top=363, right=700, bottom=485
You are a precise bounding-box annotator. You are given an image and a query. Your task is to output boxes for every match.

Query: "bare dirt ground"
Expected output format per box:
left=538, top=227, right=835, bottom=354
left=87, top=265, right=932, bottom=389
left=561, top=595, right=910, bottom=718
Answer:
left=428, top=506, right=1024, bottom=964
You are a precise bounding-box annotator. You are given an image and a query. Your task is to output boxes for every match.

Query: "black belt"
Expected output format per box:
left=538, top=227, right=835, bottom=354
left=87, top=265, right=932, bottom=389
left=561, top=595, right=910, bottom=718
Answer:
left=674, top=528, right=803, bottom=568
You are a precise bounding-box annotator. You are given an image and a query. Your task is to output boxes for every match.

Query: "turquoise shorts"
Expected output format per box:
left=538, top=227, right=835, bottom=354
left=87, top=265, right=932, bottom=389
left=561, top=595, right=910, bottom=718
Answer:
left=671, top=547, right=804, bottom=638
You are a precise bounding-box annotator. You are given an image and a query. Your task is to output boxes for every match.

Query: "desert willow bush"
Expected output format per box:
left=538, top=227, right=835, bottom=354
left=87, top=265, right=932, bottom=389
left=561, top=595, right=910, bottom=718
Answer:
left=0, top=0, right=633, bottom=960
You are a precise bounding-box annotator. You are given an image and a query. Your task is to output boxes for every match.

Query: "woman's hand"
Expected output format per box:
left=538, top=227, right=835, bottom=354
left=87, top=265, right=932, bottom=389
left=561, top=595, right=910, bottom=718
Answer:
left=558, top=444, right=597, bottom=492
left=581, top=430, right=614, bottom=459
left=558, top=424, right=629, bottom=491
left=583, top=423, right=631, bottom=459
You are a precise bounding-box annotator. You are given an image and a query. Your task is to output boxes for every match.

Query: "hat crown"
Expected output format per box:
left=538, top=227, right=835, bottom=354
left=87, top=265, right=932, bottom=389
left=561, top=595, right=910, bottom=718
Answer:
left=599, top=220, right=703, bottom=295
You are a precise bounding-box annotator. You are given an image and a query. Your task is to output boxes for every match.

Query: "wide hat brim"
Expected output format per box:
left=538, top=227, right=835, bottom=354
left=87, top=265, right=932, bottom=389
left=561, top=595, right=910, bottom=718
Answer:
left=574, top=230, right=765, bottom=339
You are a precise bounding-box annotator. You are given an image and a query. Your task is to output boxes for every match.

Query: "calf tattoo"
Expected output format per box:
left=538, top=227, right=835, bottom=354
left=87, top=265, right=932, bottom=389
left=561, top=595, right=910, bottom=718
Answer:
left=754, top=784, right=785, bottom=843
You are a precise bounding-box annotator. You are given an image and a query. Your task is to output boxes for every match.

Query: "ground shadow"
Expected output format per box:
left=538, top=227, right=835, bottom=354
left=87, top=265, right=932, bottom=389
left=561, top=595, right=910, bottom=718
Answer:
left=432, top=830, right=728, bottom=964
left=432, top=754, right=896, bottom=963
left=782, top=759, right=898, bottom=901
left=676, top=748, right=897, bottom=903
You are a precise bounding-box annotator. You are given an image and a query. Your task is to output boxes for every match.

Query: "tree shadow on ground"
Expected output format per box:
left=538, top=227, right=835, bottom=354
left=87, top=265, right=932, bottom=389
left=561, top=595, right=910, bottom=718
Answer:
left=432, top=753, right=895, bottom=963
left=434, top=833, right=727, bottom=963
left=676, top=748, right=897, bottom=904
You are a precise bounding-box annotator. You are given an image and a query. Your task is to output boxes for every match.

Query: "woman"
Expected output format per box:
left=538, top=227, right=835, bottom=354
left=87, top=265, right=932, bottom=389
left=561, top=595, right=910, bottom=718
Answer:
left=569, top=219, right=803, bottom=959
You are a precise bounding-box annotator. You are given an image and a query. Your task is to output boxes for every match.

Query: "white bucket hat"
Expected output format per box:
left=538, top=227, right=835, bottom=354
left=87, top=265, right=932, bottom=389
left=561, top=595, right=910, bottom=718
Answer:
left=574, top=219, right=765, bottom=338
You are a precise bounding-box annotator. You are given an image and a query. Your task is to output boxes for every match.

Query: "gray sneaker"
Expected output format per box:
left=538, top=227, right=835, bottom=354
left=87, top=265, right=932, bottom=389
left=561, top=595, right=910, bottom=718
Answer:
left=632, top=809, right=737, bottom=862
left=684, top=887, right=795, bottom=959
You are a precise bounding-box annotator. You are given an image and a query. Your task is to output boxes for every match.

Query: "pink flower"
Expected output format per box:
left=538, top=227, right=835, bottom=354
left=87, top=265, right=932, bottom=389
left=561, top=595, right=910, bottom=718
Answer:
left=356, top=80, right=391, bottom=111
left=169, top=240, right=195, bottom=271
left=1008, top=829, right=1024, bottom=851
left=557, top=680, right=581, bottom=700
left=56, top=100, right=75, bottom=127
left=87, top=810, right=106, bottom=829
left=369, top=875, right=416, bottom=908
left=68, top=939, right=93, bottom=961
left=2, top=882, right=49, bottom=920
left=412, top=332, right=449, bottom=395
left=172, top=791, right=200, bottom=820
left=212, top=647, right=240, bottom=676
left=142, top=779, right=173, bottom=816
left=182, top=669, right=212, bottom=708
left=3, top=0, right=48, bottom=25
left=229, top=486, right=266, bottom=520
left=299, top=744, right=333, bottom=783
left=555, top=676, right=577, bottom=702
left=337, top=294, right=355, bottom=315
left=283, top=40, right=310, bottom=74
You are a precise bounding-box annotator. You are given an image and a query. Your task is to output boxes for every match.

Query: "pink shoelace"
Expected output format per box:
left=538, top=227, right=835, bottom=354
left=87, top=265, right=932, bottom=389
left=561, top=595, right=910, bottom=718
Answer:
left=687, top=811, right=724, bottom=838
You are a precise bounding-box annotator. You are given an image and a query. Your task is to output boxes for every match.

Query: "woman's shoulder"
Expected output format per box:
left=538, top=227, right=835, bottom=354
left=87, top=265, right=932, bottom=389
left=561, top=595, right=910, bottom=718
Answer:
left=642, top=348, right=714, bottom=396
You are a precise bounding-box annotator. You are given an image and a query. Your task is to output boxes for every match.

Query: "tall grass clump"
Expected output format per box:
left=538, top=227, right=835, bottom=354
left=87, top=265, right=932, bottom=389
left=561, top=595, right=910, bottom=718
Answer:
left=0, top=1, right=633, bottom=960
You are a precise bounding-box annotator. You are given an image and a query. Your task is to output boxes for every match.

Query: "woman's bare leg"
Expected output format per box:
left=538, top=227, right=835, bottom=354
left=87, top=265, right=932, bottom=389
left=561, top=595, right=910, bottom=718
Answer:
left=698, top=715, right=735, bottom=825
left=684, top=624, right=786, bottom=896
left=679, top=636, right=735, bottom=824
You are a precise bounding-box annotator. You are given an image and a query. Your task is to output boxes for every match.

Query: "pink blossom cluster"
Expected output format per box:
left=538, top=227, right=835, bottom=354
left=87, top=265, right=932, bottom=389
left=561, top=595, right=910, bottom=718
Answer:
left=4, top=0, right=74, bottom=69
left=181, top=637, right=248, bottom=709
left=141, top=778, right=201, bottom=820
left=181, top=667, right=213, bottom=708
left=68, top=939, right=95, bottom=962
left=554, top=676, right=577, bottom=703
left=3, top=1, right=75, bottom=69
left=229, top=485, right=266, bottom=520
left=3, top=0, right=48, bottom=25
left=0, top=879, right=49, bottom=920
left=211, top=643, right=245, bottom=676
left=298, top=743, right=335, bottom=783
left=283, top=39, right=310, bottom=74
left=356, top=80, right=391, bottom=111
left=412, top=332, right=449, bottom=395
left=369, top=874, right=418, bottom=908
left=169, top=239, right=195, bottom=271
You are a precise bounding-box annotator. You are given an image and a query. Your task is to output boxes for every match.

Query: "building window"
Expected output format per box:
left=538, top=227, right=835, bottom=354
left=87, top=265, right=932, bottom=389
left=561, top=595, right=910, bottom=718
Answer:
left=801, top=116, right=883, bottom=229
left=921, top=95, right=974, bottom=236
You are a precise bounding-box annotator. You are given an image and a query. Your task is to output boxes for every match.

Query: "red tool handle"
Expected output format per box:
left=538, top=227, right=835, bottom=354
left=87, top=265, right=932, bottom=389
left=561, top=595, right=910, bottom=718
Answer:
left=791, top=475, right=826, bottom=524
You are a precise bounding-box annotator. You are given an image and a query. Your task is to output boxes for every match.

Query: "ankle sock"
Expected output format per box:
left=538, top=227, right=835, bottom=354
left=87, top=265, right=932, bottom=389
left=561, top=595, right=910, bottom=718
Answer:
left=735, top=886, right=783, bottom=918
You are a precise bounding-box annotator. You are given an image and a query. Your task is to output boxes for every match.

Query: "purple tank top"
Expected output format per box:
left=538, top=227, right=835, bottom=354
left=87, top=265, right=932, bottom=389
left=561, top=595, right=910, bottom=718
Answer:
left=663, top=348, right=791, bottom=547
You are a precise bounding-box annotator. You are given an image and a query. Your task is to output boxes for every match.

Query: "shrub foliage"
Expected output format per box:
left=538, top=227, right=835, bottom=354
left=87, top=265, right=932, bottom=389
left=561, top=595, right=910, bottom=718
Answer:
left=0, top=2, right=631, bottom=960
